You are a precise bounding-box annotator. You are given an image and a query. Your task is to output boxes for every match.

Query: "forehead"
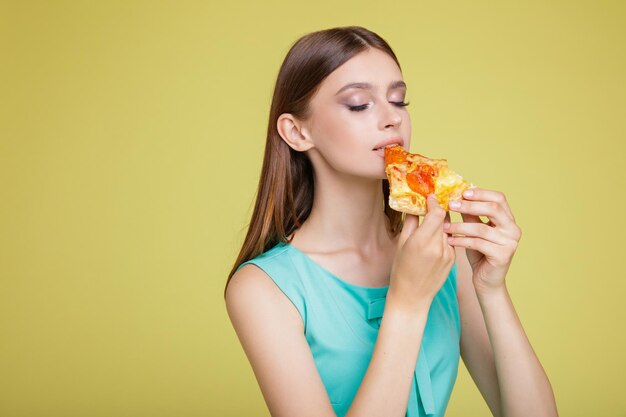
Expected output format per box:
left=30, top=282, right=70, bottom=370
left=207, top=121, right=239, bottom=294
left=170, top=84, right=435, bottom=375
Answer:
left=319, top=48, right=404, bottom=95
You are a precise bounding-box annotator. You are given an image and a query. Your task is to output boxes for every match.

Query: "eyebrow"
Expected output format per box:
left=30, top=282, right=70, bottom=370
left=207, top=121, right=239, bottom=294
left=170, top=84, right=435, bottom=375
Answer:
left=334, top=80, right=407, bottom=95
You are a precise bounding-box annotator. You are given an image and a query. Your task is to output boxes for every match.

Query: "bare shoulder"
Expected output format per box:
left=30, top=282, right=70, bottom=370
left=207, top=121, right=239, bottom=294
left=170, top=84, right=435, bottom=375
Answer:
left=226, top=263, right=303, bottom=331
left=224, top=263, right=336, bottom=417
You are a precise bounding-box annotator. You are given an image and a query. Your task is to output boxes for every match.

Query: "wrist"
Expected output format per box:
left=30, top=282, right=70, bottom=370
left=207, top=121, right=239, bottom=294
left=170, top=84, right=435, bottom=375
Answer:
left=475, top=283, right=509, bottom=302
left=386, top=288, right=432, bottom=317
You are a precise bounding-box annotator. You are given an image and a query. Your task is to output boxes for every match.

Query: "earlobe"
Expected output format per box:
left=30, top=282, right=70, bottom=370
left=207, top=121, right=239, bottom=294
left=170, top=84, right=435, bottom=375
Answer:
left=277, top=114, right=313, bottom=152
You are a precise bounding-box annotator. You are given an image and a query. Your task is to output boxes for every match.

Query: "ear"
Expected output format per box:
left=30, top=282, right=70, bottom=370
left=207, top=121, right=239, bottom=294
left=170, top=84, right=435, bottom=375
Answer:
left=276, top=113, right=314, bottom=152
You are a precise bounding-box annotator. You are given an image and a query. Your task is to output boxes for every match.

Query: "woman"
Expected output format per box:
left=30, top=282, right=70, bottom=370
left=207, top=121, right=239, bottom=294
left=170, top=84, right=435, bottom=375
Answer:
left=224, top=26, right=558, bottom=417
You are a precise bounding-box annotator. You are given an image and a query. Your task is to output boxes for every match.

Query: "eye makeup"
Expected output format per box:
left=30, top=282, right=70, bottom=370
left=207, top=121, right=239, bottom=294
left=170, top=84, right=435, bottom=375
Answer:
left=347, top=101, right=411, bottom=112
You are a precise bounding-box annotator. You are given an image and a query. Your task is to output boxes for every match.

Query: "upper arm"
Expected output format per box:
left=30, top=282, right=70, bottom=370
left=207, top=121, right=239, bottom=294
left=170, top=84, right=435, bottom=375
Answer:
left=455, top=246, right=502, bottom=417
left=225, top=264, right=336, bottom=417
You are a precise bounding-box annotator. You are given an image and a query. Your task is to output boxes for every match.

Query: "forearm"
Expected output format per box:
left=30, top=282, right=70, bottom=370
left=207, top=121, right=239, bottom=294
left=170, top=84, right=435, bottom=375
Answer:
left=346, top=294, right=430, bottom=417
left=477, top=285, right=558, bottom=417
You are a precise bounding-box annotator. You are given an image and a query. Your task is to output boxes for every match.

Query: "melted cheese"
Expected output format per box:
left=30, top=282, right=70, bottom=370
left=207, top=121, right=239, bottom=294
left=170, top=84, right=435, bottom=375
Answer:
left=385, top=148, right=475, bottom=216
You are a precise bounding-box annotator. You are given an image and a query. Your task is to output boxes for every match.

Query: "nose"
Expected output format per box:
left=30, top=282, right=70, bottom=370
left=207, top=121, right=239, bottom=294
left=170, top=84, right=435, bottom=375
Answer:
left=380, top=101, right=403, bottom=129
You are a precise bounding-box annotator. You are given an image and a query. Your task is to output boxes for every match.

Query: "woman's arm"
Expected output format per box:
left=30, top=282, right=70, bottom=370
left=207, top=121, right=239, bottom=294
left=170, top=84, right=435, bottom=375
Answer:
left=455, top=245, right=502, bottom=416
left=226, top=264, right=339, bottom=417
left=446, top=188, right=559, bottom=417
left=477, top=284, right=558, bottom=417
left=455, top=245, right=557, bottom=417
left=345, top=293, right=431, bottom=417
left=347, top=195, right=458, bottom=416
left=226, top=264, right=432, bottom=417
left=227, top=196, right=457, bottom=417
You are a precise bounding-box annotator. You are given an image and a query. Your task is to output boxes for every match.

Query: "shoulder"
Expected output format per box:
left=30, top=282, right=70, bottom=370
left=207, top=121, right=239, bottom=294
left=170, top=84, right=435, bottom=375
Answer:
left=225, top=263, right=304, bottom=333
left=225, top=264, right=337, bottom=416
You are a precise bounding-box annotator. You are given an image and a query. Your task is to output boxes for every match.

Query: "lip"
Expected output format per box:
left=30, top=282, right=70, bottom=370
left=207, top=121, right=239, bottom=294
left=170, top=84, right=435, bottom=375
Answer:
left=372, top=137, right=404, bottom=150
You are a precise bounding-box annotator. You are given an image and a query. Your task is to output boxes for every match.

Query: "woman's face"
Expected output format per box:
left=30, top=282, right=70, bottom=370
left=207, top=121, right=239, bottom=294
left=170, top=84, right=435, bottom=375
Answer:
left=300, top=47, right=411, bottom=180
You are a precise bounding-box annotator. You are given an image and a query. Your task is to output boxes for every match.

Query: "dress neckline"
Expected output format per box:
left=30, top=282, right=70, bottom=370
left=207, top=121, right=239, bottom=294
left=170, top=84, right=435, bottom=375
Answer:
left=279, top=241, right=390, bottom=292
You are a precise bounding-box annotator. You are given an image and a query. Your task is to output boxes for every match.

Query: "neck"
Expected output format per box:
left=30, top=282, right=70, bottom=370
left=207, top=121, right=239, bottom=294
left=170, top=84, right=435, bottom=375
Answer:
left=292, top=167, right=396, bottom=256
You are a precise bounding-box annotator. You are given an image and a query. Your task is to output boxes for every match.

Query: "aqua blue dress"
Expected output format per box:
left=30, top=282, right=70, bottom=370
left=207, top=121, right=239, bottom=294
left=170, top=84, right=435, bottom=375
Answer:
left=236, top=241, right=461, bottom=417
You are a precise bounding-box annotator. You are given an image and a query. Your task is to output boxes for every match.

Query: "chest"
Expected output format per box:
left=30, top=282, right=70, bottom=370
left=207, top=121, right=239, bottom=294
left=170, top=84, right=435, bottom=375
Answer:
left=304, top=249, right=395, bottom=288
left=303, top=279, right=461, bottom=412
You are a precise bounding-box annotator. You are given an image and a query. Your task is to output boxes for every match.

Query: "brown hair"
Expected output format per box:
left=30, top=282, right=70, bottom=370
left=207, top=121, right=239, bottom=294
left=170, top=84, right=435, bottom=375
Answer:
left=224, top=26, right=406, bottom=298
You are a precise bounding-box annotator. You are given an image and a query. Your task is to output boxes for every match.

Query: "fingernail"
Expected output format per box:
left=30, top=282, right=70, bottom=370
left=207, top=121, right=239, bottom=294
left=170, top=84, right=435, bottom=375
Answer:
left=443, top=222, right=450, bottom=229
left=463, top=189, right=473, bottom=197
left=449, top=200, right=461, bottom=208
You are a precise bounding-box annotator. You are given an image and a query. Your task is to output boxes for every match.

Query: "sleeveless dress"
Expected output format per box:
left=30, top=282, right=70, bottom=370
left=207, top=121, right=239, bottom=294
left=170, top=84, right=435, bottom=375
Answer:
left=236, top=241, right=461, bottom=417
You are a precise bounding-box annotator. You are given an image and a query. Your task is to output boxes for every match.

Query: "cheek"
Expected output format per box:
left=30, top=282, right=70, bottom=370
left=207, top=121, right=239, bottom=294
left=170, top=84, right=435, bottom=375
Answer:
left=314, top=111, right=371, bottom=148
left=403, top=119, right=411, bottom=147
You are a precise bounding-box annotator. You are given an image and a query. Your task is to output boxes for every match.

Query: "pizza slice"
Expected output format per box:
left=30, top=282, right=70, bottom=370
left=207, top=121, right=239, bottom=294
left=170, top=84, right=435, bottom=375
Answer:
left=384, top=145, right=476, bottom=216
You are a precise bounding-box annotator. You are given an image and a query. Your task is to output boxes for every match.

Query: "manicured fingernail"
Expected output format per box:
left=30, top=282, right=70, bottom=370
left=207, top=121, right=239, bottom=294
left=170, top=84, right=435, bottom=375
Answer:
left=449, top=200, right=461, bottom=208
left=463, top=190, right=473, bottom=197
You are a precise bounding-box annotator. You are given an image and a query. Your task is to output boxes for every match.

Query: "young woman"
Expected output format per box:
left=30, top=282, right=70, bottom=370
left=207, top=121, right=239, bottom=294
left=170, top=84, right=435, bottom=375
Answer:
left=224, top=26, right=558, bottom=417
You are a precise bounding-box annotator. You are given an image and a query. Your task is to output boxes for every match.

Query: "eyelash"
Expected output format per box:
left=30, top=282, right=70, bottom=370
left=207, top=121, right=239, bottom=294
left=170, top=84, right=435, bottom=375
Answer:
left=348, top=101, right=411, bottom=112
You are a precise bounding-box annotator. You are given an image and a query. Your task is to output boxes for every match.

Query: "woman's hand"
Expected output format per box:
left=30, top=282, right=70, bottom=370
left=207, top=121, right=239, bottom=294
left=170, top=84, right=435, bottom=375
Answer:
left=388, top=194, right=456, bottom=313
left=444, top=188, right=522, bottom=295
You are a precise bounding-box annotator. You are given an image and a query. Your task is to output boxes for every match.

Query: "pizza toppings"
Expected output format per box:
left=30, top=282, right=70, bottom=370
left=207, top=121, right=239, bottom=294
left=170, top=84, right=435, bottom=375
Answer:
left=407, top=165, right=436, bottom=196
left=383, top=145, right=475, bottom=216
left=384, top=145, right=406, bottom=165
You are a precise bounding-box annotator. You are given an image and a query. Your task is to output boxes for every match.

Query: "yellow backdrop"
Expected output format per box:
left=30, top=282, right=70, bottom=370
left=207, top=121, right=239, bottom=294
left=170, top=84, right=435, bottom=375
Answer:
left=1, top=1, right=624, bottom=416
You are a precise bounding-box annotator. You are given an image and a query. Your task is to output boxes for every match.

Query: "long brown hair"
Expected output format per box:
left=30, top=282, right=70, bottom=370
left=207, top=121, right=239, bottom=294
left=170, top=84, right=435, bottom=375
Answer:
left=224, top=26, right=406, bottom=298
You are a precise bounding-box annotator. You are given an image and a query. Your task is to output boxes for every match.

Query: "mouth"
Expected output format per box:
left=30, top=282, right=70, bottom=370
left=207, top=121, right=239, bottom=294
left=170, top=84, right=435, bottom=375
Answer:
left=372, top=143, right=400, bottom=158
left=372, top=137, right=404, bottom=152
left=372, top=144, right=401, bottom=157
left=372, top=143, right=402, bottom=151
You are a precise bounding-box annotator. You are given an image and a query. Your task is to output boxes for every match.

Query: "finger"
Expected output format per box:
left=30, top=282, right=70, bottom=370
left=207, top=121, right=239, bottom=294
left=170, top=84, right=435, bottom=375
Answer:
left=459, top=211, right=484, bottom=225
left=459, top=187, right=515, bottom=221
left=447, top=236, right=498, bottom=255
left=448, top=199, right=511, bottom=228
left=426, top=193, right=445, bottom=217
left=421, top=194, right=447, bottom=236
left=444, top=221, right=509, bottom=245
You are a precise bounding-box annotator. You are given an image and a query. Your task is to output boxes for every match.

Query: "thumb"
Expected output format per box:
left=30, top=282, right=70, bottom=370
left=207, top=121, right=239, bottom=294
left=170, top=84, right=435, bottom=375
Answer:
left=398, top=213, right=419, bottom=248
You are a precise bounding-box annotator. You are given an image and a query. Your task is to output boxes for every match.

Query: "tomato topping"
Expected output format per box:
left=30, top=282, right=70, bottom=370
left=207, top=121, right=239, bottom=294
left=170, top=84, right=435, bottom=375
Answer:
left=407, top=165, right=436, bottom=196
left=384, top=146, right=406, bottom=165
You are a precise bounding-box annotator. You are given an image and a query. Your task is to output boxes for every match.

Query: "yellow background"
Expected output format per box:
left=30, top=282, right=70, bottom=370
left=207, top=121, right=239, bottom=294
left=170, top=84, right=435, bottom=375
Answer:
left=1, top=1, right=624, bottom=415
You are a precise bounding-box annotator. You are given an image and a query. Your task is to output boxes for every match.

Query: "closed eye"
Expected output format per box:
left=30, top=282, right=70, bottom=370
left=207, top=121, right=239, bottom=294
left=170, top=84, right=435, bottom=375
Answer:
left=348, top=101, right=411, bottom=112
